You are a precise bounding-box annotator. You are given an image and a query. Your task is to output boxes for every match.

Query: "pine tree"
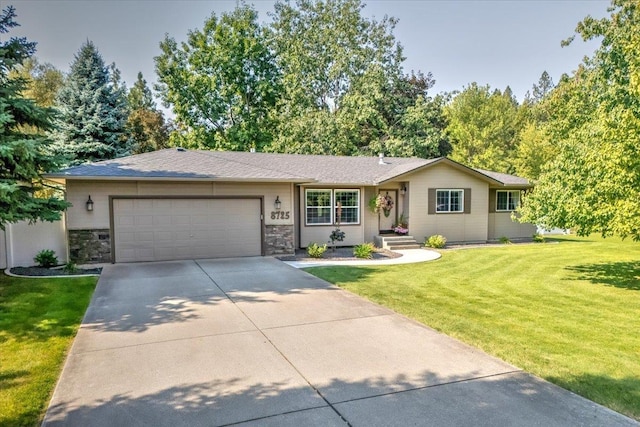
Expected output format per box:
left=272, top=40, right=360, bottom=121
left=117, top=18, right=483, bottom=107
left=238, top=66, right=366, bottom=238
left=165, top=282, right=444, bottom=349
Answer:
left=126, top=71, right=170, bottom=153
left=49, top=41, right=130, bottom=165
left=128, top=72, right=156, bottom=110
left=0, top=6, right=68, bottom=227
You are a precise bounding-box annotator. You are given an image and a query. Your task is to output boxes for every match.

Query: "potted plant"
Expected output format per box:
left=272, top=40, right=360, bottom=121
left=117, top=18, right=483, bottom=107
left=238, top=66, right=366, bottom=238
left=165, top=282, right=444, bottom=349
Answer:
left=393, top=214, right=409, bottom=235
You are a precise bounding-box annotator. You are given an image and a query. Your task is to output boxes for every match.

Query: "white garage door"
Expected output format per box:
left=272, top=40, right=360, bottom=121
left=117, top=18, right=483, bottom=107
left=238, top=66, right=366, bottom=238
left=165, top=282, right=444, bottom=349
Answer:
left=113, top=198, right=262, bottom=262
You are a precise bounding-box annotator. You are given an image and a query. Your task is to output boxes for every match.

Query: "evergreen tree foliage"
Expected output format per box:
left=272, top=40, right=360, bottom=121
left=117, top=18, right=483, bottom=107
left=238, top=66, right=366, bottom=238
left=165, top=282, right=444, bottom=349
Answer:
left=125, top=71, right=170, bottom=153
left=0, top=6, right=68, bottom=227
left=128, top=71, right=156, bottom=110
left=49, top=41, right=130, bottom=165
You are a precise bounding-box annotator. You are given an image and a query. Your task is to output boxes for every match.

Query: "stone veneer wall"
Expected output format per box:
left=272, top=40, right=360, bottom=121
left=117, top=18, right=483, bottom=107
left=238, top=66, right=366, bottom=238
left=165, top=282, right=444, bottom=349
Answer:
left=68, top=229, right=111, bottom=264
left=265, top=225, right=294, bottom=255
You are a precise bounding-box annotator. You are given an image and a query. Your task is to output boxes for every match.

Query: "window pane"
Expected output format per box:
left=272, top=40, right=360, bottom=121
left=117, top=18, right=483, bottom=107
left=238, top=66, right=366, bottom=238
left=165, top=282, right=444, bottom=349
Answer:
left=306, top=207, right=331, bottom=224
left=306, top=190, right=331, bottom=207
left=508, top=191, right=519, bottom=210
left=335, top=190, right=360, bottom=224
left=306, top=190, right=332, bottom=224
left=451, top=190, right=461, bottom=212
left=497, top=191, right=508, bottom=211
left=436, top=190, right=449, bottom=212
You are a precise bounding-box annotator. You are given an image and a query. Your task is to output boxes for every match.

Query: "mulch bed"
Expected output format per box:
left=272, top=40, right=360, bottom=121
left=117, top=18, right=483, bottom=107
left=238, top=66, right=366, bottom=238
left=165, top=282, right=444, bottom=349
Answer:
left=276, top=246, right=402, bottom=262
left=9, top=266, right=102, bottom=277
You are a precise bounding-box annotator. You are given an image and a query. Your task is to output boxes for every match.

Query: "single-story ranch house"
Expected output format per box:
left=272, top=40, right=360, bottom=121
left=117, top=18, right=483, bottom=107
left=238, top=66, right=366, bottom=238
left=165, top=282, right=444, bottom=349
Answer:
left=44, top=148, right=535, bottom=264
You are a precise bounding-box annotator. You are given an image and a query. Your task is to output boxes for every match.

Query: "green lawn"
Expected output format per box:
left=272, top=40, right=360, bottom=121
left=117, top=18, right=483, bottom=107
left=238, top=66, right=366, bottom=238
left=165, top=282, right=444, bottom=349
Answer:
left=306, top=236, right=640, bottom=420
left=0, top=272, right=97, bottom=427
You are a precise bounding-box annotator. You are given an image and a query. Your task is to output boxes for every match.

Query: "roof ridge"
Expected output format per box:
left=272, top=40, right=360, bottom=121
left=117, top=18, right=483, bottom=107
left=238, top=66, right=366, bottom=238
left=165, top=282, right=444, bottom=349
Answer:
left=195, top=150, right=314, bottom=181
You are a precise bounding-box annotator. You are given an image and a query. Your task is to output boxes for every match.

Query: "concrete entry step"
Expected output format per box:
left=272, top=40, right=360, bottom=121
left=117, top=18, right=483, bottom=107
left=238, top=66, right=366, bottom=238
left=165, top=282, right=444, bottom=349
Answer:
left=375, top=235, right=421, bottom=250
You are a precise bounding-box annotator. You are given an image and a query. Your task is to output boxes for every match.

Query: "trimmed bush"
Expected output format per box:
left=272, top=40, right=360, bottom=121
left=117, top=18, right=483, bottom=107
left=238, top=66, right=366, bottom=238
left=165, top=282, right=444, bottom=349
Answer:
left=425, top=235, right=447, bottom=249
left=307, top=243, right=327, bottom=258
left=353, top=243, right=375, bottom=259
left=533, top=233, right=545, bottom=243
left=63, top=261, right=78, bottom=273
left=499, top=236, right=512, bottom=244
left=34, top=249, right=58, bottom=268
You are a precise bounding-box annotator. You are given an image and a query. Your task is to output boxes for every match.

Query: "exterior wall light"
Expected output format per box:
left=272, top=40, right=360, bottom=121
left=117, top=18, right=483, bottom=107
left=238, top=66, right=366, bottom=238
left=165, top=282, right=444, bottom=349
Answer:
left=86, top=195, right=94, bottom=212
left=400, top=185, right=407, bottom=196
left=274, top=196, right=282, bottom=210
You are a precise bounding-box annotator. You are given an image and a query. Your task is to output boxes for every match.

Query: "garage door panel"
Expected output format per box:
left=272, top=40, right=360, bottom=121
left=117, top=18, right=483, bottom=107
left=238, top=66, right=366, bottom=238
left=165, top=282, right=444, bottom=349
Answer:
left=113, top=198, right=262, bottom=262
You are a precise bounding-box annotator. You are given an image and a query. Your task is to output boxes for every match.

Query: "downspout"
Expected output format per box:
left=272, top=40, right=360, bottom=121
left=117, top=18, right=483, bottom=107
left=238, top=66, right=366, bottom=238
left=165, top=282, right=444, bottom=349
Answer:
left=1, top=226, right=8, bottom=270
left=5, top=224, right=13, bottom=269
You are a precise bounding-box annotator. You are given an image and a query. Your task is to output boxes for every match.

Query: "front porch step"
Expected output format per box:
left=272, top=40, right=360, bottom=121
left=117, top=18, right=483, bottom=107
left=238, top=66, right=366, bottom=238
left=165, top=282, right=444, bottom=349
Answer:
left=374, top=235, right=422, bottom=250
left=386, top=243, right=421, bottom=250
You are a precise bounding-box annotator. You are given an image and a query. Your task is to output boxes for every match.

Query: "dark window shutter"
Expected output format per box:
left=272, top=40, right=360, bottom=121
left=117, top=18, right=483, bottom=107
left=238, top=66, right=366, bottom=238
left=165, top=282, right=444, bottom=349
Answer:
left=464, top=188, right=471, bottom=214
left=489, top=190, right=496, bottom=213
left=428, top=188, right=436, bottom=215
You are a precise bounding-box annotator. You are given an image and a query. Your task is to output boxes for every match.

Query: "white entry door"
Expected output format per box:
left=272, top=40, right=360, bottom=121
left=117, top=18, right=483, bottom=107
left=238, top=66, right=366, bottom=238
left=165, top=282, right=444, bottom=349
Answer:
left=378, top=190, right=397, bottom=232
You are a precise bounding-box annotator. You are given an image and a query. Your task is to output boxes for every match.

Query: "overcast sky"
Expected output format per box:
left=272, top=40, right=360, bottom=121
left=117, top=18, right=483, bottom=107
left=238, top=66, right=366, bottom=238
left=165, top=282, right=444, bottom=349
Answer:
left=9, top=0, right=609, bottom=103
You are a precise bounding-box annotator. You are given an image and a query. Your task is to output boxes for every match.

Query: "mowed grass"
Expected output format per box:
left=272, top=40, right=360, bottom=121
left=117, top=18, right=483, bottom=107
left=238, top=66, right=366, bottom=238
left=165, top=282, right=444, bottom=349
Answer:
left=306, top=236, right=640, bottom=420
left=0, top=272, right=97, bottom=426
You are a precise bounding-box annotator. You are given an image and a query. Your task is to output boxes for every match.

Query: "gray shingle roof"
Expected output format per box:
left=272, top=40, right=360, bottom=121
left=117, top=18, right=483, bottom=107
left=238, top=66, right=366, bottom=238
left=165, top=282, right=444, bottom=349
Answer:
left=46, top=149, right=530, bottom=187
left=473, top=168, right=531, bottom=187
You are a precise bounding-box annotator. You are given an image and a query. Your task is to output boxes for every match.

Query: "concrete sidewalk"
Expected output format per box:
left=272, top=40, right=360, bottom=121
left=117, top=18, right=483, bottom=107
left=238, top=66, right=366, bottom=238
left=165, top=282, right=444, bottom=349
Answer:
left=43, top=258, right=637, bottom=426
left=284, top=248, right=441, bottom=268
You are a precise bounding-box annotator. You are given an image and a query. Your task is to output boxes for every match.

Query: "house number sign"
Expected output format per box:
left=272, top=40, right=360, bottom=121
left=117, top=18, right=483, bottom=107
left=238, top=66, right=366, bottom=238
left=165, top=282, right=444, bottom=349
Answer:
left=270, top=211, right=290, bottom=220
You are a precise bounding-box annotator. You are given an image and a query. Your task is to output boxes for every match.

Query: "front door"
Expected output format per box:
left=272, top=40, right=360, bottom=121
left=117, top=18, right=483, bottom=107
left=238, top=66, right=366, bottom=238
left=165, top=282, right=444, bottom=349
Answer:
left=378, top=190, right=397, bottom=233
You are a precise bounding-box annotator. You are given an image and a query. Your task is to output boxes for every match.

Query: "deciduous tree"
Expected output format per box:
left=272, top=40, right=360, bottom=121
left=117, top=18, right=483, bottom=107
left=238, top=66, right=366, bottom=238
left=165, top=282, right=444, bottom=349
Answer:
left=155, top=4, right=281, bottom=151
left=445, top=83, right=520, bottom=173
left=519, top=0, right=640, bottom=239
left=9, top=57, right=64, bottom=107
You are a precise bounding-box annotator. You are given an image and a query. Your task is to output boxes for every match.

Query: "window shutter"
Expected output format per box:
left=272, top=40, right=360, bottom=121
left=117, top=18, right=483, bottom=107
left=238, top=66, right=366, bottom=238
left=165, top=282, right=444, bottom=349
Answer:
left=489, top=190, right=496, bottom=213
left=464, top=188, right=471, bottom=214
left=428, top=188, right=436, bottom=215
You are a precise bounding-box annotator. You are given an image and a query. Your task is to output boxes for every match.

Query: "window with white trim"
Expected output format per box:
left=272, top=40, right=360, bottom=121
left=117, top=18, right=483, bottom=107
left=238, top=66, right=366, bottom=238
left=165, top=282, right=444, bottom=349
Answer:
left=305, top=189, right=360, bottom=225
left=436, top=189, right=464, bottom=213
left=496, top=190, right=520, bottom=211
left=335, top=190, right=360, bottom=224
left=305, top=189, right=332, bottom=225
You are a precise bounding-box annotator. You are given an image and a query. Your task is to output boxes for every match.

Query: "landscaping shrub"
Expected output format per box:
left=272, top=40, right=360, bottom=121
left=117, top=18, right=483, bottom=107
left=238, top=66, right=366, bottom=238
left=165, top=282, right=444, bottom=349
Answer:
left=307, top=243, right=327, bottom=258
left=353, top=243, right=375, bottom=259
left=425, top=235, right=447, bottom=249
left=533, top=233, right=545, bottom=243
left=63, top=261, right=78, bottom=274
left=34, top=249, right=58, bottom=268
left=499, top=236, right=512, bottom=244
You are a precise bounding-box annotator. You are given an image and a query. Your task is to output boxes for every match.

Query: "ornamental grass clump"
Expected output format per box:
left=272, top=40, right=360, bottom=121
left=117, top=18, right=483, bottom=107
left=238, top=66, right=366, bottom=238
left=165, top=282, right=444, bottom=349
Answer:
left=425, top=235, right=447, bottom=249
left=34, top=249, right=58, bottom=268
left=307, top=243, right=327, bottom=258
left=353, top=243, right=375, bottom=259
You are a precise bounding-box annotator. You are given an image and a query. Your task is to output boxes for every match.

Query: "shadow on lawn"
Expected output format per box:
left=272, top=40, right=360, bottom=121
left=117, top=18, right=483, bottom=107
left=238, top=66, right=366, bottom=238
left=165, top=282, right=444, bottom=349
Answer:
left=303, top=266, right=378, bottom=286
left=567, top=261, right=640, bottom=291
left=547, top=373, right=640, bottom=421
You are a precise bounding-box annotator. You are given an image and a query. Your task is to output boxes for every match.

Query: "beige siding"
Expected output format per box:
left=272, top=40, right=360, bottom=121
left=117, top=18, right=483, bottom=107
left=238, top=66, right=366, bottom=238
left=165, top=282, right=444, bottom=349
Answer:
left=488, top=212, right=536, bottom=240
left=67, top=181, right=138, bottom=230
left=66, top=180, right=293, bottom=230
left=407, top=163, right=489, bottom=243
left=363, top=187, right=379, bottom=242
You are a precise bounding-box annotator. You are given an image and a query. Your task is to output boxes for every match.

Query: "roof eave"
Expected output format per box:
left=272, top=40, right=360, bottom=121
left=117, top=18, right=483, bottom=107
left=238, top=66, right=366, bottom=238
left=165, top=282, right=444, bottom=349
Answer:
left=44, top=175, right=316, bottom=184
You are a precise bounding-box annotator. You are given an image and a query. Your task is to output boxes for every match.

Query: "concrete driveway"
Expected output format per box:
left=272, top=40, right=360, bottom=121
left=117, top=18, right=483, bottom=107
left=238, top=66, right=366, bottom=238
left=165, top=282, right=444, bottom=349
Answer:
left=43, top=257, right=636, bottom=426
